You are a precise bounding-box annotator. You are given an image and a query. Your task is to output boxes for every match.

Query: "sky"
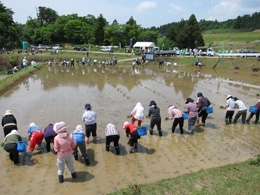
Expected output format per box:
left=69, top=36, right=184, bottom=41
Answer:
left=1, top=0, right=260, bottom=28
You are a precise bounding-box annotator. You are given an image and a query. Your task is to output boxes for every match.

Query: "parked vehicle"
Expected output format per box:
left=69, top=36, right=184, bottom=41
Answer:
left=74, top=46, right=86, bottom=51
left=101, top=47, right=113, bottom=52
left=152, top=47, right=176, bottom=57
left=239, top=49, right=260, bottom=54
left=198, top=47, right=216, bottom=56
left=38, top=44, right=51, bottom=50
left=52, top=44, right=63, bottom=50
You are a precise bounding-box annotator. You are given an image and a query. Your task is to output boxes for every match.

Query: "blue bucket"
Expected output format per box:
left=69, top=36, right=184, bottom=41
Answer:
left=206, top=107, right=213, bottom=114
left=72, top=133, right=84, bottom=143
left=17, top=141, right=28, bottom=152
left=249, top=106, right=258, bottom=114
left=137, top=127, right=147, bottom=136
left=182, top=113, right=188, bottom=120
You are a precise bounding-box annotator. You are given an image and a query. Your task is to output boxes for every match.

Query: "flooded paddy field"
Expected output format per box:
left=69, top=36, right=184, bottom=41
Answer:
left=0, top=65, right=259, bottom=194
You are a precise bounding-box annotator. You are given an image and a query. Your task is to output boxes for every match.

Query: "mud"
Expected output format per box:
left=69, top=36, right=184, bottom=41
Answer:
left=0, top=65, right=259, bottom=195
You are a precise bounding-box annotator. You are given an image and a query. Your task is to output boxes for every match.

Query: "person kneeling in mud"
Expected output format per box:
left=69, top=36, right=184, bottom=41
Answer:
left=27, top=122, right=44, bottom=155
left=105, top=123, right=120, bottom=155
left=123, top=122, right=140, bottom=153
left=72, top=125, right=90, bottom=165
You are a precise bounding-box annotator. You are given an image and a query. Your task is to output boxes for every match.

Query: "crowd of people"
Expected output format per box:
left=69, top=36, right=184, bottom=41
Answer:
left=2, top=94, right=260, bottom=183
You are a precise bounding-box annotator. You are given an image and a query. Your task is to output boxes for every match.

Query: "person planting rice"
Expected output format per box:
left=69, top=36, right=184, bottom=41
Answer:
left=246, top=100, right=260, bottom=124
left=53, top=121, right=77, bottom=183
left=44, top=124, right=57, bottom=152
left=82, top=104, right=97, bottom=144
left=130, top=102, right=144, bottom=127
left=2, top=110, right=18, bottom=137
left=197, top=92, right=211, bottom=127
left=72, top=125, right=90, bottom=165
left=233, top=97, right=247, bottom=124
left=168, top=105, right=184, bottom=134
left=123, top=122, right=140, bottom=153
left=185, top=98, right=198, bottom=134
left=147, top=100, right=162, bottom=136
left=3, top=130, right=22, bottom=164
left=27, top=122, right=44, bottom=155
left=224, top=95, right=236, bottom=125
left=105, top=123, right=120, bottom=155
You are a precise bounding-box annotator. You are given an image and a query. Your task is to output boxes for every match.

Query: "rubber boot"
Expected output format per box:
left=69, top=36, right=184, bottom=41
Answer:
left=225, top=118, right=229, bottom=125
left=84, top=156, right=90, bottom=165
left=115, top=146, right=120, bottom=155
left=106, top=145, right=110, bottom=151
left=129, top=146, right=134, bottom=153
left=71, top=172, right=77, bottom=178
left=58, top=175, right=64, bottom=183
left=158, top=130, right=162, bottom=136
left=150, top=130, right=153, bottom=135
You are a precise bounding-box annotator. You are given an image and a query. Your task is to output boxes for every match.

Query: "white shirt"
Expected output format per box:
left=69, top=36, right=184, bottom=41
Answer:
left=235, top=100, right=247, bottom=111
left=82, top=110, right=97, bottom=125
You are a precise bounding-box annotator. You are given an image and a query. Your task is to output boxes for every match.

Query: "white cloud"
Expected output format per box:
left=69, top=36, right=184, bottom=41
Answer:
left=135, top=1, right=157, bottom=12
left=169, top=3, right=183, bottom=11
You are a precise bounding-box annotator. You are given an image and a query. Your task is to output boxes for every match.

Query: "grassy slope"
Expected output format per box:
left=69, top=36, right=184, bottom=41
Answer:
left=110, top=158, right=260, bottom=195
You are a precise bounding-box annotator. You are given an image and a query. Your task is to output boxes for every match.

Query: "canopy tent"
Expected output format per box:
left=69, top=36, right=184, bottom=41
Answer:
left=133, top=42, right=156, bottom=53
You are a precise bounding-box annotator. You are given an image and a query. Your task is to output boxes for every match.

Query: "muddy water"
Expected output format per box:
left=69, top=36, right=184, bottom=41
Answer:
left=0, top=65, right=259, bottom=194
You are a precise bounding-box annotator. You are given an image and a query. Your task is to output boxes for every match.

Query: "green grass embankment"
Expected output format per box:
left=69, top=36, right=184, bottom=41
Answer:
left=110, top=156, right=260, bottom=195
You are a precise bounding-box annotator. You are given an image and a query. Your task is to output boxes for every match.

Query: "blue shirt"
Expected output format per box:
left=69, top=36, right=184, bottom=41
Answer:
left=28, top=126, right=41, bottom=135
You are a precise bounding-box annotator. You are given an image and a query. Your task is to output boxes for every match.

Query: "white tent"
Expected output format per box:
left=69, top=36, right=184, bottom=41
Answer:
left=133, top=42, right=156, bottom=52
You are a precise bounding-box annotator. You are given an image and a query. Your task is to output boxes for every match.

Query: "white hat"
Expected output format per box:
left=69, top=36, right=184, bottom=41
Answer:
left=227, top=95, right=232, bottom=100
left=123, top=121, right=129, bottom=129
left=30, top=122, right=36, bottom=127
left=4, top=110, right=13, bottom=116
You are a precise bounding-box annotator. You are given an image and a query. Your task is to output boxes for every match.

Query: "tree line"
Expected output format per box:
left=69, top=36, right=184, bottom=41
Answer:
left=1, top=2, right=259, bottom=51
left=152, top=12, right=260, bottom=36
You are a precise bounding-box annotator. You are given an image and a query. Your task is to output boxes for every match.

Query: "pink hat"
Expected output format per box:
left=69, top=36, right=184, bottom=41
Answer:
left=54, top=121, right=68, bottom=134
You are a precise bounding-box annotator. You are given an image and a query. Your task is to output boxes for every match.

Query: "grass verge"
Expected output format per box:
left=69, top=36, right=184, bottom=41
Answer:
left=0, top=63, right=45, bottom=96
left=110, top=156, right=260, bottom=195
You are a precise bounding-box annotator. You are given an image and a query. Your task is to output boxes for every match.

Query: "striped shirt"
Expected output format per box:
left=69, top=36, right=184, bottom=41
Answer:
left=105, top=123, right=120, bottom=136
left=168, top=106, right=183, bottom=118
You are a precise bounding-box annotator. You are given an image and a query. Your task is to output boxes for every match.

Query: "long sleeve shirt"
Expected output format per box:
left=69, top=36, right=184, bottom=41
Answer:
left=82, top=110, right=97, bottom=125
left=168, top=106, right=183, bottom=118
left=54, top=133, right=77, bottom=158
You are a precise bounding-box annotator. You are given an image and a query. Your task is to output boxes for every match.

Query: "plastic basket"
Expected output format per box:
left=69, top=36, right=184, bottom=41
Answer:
left=137, top=127, right=147, bottom=136
left=72, top=133, right=84, bottom=143
left=17, top=141, right=28, bottom=152
left=249, top=106, right=258, bottom=114
left=182, top=113, right=188, bottom=120
left=206, top=107, right=213, bottom=114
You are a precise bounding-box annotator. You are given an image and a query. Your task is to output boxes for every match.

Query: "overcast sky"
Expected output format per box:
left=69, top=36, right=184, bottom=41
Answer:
left=1, top=0, right=260, bottom=28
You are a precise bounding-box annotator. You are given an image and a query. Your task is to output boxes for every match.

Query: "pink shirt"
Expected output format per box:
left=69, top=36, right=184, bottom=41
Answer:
left=186, top=102, right=198, bottom=118
left=54, top=133, right=77, bottom=158
left=168, top=106, right=183, bottom=118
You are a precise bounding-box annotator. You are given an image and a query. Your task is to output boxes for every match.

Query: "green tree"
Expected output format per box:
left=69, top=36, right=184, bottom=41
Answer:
left=93, top=14, right=107, bottom=45
left=37, top=6, right=58, bottom=26
left=175, top=15, right=204, bottom=48
left=0, top=3, right=19, bottom=49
